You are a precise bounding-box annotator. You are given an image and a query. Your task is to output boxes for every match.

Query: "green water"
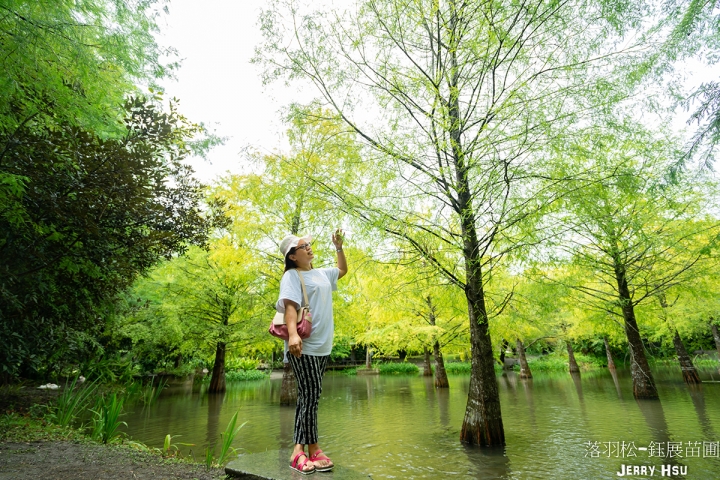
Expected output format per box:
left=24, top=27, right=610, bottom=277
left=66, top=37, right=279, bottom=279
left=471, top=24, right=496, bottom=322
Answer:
left=122, top=367, right=720, bottom=479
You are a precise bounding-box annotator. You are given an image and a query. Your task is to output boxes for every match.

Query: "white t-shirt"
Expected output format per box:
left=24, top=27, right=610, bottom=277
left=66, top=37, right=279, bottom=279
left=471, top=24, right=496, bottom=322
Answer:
left=276, top=267, right=339, bottom=357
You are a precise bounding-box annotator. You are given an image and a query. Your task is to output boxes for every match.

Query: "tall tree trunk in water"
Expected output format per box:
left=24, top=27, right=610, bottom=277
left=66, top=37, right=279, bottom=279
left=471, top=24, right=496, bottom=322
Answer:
left=711, top=321, right=720, bottom=359
left=460, top=283, right=504, bottom=446
left=452, top=110, right=504, bottom=445
left=366, top=347, right=372, bottom=369
left=425, top=296, right=449, bottom=388
left=615, top=263, right=658, bottom=399
left=209, top=342, right=226, bottom=393
left=499, top=338, right=509, bottom=366
left=516, top=339, right=532, bottom=379
left=566, top=341, right=580, bottom=373
left=434, top=340, right=449, bottom=388
left=423, top=347, right=433, bottom=376
left=280, top=362, right=297, bottom=405
left=604, top=336, right=616, bottom=371
left=672, top=330, right=700, bottom=384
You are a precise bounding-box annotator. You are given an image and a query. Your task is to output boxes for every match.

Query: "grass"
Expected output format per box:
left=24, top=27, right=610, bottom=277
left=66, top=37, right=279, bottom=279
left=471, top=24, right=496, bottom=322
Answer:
left=0, top=412, right=87, bottom=443
left=377, top=362, right=419, bottom=375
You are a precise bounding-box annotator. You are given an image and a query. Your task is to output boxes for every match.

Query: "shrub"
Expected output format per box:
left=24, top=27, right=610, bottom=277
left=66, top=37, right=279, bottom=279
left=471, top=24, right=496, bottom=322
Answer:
left=203, top=370, right=267, bottom=382
left=377, top=362, right=419, bottom=375
left=444, top=362, right=471, bottom=374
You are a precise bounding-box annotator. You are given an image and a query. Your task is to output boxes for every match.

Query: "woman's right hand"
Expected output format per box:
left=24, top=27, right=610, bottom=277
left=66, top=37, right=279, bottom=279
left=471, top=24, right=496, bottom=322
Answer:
left=288, top=332, right=303, bottom=358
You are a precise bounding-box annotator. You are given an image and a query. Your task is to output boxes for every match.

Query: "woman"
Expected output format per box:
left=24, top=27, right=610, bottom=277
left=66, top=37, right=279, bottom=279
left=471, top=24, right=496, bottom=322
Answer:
left=276, top=229, right=347, bottom=475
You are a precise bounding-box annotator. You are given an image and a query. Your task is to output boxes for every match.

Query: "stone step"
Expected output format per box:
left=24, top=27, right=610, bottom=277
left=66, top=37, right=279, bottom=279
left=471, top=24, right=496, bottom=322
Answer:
left=225, top=450, right=372, bottom=479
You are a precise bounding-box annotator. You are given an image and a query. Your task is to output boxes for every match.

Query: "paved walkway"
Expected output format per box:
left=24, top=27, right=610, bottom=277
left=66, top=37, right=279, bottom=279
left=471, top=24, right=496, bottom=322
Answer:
left=225, top=450, right=371, bottom=479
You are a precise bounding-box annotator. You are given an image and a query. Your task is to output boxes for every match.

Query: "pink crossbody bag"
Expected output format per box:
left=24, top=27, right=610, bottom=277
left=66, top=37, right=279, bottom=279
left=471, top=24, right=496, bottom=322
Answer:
left=268, top=270, right=312, bottom=340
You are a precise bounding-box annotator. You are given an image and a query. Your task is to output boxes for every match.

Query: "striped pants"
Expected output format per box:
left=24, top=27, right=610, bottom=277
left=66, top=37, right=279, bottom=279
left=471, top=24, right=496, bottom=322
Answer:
left=288, top=354, right=328, bottom=445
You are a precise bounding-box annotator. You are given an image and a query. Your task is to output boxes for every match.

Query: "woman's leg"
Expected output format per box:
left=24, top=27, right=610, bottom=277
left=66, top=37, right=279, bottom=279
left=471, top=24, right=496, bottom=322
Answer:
left=288, top=354, right=328, bottom=445
left=288, top=354, right=329, bottom=470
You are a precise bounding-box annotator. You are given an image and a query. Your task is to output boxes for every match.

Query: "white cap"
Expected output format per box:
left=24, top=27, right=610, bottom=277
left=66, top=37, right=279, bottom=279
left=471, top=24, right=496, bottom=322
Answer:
left=279, top=234, right=312, bottom=257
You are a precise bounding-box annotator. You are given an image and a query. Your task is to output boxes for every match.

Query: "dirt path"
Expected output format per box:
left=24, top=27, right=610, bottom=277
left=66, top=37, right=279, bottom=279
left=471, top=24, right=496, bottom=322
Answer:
left=0, top=440, right=228, bottom=480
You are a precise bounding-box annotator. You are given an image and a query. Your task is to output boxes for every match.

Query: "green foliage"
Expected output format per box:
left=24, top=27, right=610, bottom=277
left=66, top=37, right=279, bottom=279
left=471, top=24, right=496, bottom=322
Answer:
left=444, top=362, right=472, bottom=375
left=226, top=357, right=261, bottom=371
left=1, top=97, right=221, bottom=379
left=0, top=413, right=86, bottom=443
left=377, top=362, right=419, bottom=375
left=524, top=353, right=604, bottom=372
left=89, top=393, right=127, bottom=444
left=202, top=370, right=267, bottom=382
left=217, top=411, right=245, bottom=465
left=0, top=0, right=174, bottom=135
left=49, top=377, right=98, bottom=428
left=204, top=445, right=215, bottom=471
left=203, top=411, right=246, bottom=468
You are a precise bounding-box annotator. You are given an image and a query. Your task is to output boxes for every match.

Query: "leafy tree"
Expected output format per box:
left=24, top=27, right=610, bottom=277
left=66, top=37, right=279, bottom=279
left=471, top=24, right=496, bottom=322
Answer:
left=652, top=0, right=720, bottom=161
left=149, top=240, right=266, bottom=393
left=0, top=98, right=219, bottom=380
left=548, top=125, right=720, bottom=398
left=256, top=0, right=651, bottom=446
left=0, top=0, right=173, bottom=135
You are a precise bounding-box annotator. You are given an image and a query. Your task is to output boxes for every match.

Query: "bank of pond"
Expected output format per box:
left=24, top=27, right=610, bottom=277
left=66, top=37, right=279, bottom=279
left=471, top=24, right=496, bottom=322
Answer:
left=5, top=353, right=719, bottom=479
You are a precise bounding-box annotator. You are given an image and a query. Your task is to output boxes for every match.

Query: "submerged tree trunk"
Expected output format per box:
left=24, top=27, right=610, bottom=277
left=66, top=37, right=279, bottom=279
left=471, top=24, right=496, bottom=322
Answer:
left=566, top=341, right=580, bottom=374
left=460, top=285, right=504, bottom=446
left=434, top=340, right=450, bottom=388
left=280, top=362, right=297, bottom=405
left=516, top=339, right=532, bottom=379
left=615, top=265, right=658, bottom=399
left=423, top=346, right=433, bottom=376
left=425, top=296, right=448, bottom=388
left=604, top=336, right=616, bottom=371
left=208, top=342, right=226, bottom=393
left=672, top=330, right=701, bottom=384
left=499, top=338, right=509, bottom=366
left=711, top=322, right=720, bottom=359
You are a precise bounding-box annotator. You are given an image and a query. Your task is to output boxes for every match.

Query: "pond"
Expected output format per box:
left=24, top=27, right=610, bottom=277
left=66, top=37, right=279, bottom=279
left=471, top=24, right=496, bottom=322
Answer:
left=122, top=366, right=720, bottom=479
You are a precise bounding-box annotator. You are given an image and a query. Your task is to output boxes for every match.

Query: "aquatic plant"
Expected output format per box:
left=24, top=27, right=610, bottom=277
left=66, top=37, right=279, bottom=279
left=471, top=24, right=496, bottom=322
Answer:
left=50, top=376, right=98, bottom=427
left=202, top=411, right=246, bottom=468
left=217, top=411, right=246, bottom=465
left=90, top=392, right=127, bottom=443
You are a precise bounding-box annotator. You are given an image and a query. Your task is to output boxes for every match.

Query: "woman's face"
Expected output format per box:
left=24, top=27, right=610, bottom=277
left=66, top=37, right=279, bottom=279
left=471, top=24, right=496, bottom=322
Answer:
left=290, top=240, right=314, bottom=265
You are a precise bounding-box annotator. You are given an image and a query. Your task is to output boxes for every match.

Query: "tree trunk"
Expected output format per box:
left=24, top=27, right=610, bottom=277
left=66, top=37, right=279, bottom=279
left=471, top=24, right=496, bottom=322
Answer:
left=280, top=362, right=297, bottom=406
left=425, top=296, right=449, bottom=388
left=460, top=286, right=504, bottom=446
left=499, top=338, right=509, bottom=366
left=208, top=342, right=226, bottom=393
left=365, top=347, right=372, bottom=369
left=615, top=265, right=658, bottom=399
left=604, top=336, right=616, bottom=371
left=423, top=346, right=433, bottom=376
left=566, top=341, right=580, bottom=373
left=711, top=322, right=720, bottom=359
left=434, top=340, right=449, bottom=388
left=516, top=339, right=532, bottom=379
left=672, top=329, right=701, bottom=384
